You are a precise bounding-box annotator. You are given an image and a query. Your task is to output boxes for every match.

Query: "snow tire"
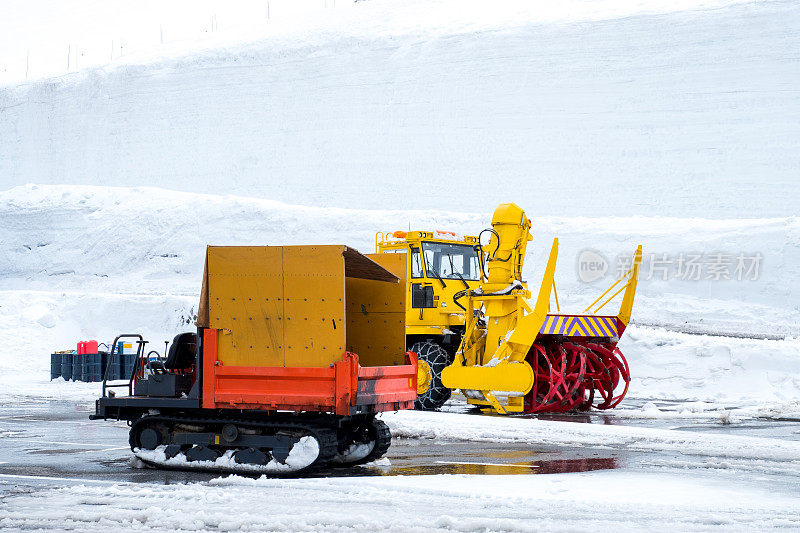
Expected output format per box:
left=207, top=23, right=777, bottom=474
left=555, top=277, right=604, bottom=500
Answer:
left=410, top=340, right=451, bottom=410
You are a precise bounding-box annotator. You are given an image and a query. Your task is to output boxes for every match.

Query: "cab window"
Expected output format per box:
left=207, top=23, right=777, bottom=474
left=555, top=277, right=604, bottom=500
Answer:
left=410, top=247, right=423, bottom=278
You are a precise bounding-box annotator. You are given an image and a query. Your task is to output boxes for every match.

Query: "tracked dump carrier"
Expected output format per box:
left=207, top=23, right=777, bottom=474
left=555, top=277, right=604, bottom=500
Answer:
left=91, top=245, right=418, bottom=474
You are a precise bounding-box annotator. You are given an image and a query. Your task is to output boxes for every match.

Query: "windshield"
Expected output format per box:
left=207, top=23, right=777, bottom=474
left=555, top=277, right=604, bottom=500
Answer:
left=421, top=242, right=481, bottom=281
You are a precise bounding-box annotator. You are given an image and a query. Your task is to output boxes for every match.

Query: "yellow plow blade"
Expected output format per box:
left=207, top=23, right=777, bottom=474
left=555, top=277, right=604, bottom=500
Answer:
left=442, top=360, right=534, bottom=394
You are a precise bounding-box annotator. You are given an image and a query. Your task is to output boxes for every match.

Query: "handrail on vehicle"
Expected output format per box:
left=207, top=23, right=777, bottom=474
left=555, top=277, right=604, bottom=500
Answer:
left=101, top=334, right=146, bottom=398
left=582, top=245, right=643, bottom=323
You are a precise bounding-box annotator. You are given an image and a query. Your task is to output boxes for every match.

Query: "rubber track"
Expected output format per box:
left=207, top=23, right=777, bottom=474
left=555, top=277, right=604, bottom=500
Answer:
left=130, top=414, right=339, bottom=475
left=346, top=418, right=392, bottom=466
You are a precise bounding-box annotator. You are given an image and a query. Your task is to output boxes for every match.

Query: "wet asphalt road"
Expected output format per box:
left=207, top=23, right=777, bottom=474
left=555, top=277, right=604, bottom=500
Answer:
left=0, top=398, right=627, bottom=485
left=0, top=396, right=798, bottom=489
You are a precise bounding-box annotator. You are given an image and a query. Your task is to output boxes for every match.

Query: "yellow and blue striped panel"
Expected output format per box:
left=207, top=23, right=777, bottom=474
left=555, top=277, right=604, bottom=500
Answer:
left=539, top=314, right=618, bottom=338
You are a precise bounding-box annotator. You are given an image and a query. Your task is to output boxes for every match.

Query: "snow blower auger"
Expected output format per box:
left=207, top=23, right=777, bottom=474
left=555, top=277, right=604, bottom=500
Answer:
left=90, top=245, right=417, bottom=474
left=440, top=203, right=643, bottom=414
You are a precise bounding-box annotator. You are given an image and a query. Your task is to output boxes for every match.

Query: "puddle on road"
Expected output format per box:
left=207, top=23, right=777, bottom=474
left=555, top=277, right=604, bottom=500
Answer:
left=318, top=450, right=621, bottom=478
left=369, top=457, right=618, bottom=476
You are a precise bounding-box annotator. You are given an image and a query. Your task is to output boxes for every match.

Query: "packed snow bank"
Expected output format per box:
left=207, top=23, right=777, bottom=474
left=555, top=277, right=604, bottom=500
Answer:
left=1, top=0, right=770, bottom=85
left=384, top=410, right=800, bottom=463
left=2, top=469, right=798, bottom=531
left=2, top=0, right=798, bottom=218
left=7, top=290, right=800, bottom=409
left=0, top=289, right=195, bottom=400
left=620, top=325, right=800, bottom=406
left=2, top=185, right=797, bottom=337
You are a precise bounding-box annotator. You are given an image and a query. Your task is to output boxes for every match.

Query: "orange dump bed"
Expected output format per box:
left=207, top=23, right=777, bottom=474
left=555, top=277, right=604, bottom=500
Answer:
left=201, top=329, right=417, bottom=415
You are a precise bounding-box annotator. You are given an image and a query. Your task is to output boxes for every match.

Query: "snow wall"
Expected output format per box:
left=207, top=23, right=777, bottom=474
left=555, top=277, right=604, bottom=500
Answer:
left=1, top=0, right=799, bottom=218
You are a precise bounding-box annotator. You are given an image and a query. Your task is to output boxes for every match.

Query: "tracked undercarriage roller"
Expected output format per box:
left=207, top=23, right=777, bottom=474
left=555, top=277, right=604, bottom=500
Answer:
left=130, top=414, right=390, bottom=473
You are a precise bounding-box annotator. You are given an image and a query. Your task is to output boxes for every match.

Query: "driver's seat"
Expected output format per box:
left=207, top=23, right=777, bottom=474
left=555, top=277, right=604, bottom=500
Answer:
left=164, top=332, right=197, bottom=371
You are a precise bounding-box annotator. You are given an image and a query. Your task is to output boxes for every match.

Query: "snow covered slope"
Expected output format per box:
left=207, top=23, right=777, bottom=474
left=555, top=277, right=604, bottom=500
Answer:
left=2, top=185, right=797, bottom=334
left=1, top=0, right=799, bottom=218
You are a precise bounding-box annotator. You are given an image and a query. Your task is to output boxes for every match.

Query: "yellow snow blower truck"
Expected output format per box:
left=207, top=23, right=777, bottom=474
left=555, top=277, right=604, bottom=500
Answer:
left=374, top=204, right=642, bottom=414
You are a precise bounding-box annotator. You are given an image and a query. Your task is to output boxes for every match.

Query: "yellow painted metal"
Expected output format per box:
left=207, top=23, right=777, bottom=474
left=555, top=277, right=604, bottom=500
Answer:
left=486, top=238, right=559, bottom=365
left=283, top=246, right=346, bottom=367
left=583, top=273, right=627, bottom=314
left=375, top=203, right=643, bottom=415
left=581, top=245, right=642, bottom=324
left=483, top=393, right=525, bottom=414
left=460, top=393, right=525, bottom=414
left=552, top=280, right=561, bottom=313
left=367, top=252, right=406, bottom=279
left=207, top=246, right=288, bottom=367
left=203, top=245, right=403, bottom=369
left=442, top=234, right=557, bottom=404
left=476, top=204, right=535, bottom=374
left=441, top=202, right=643, bottom=415
left=482, top=392, right=507, bottom=414
left=617, top=245, right=643, bottom=326
left=442, top=361, right=534, bottom=395
left=367, top=251, right=441, bottom=394
left=373, top=234, right=482, bottom=336
left=345, top=272, right=406, bottom=367
left=416, top=359, right=433, bottom=395
left=485, top=203, right=533, bottom=286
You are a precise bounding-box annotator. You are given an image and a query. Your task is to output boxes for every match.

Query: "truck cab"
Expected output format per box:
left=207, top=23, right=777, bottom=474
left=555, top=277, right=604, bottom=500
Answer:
left=373, top=231, right=483, bottom=409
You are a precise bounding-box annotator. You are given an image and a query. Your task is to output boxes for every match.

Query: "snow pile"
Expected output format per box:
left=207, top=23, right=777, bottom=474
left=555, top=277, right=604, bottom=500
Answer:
left=620, top=325, right=800, bottom=407
left=2, top=184, right=797, bottom=336
left=0, top=288, right=195, bottom=399
left=2, top=469, right=798, bottom=531
left=384, top=410, right=800, bottom=464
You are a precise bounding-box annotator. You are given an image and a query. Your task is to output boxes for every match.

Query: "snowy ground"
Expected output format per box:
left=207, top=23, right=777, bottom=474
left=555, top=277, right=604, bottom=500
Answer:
left=1, top=398, right=799, bottom=531
left=1, top=0, right=799, bottom=530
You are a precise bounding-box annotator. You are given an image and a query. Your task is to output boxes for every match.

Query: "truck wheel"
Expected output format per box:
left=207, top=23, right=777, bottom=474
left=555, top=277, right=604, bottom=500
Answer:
left=410, top=341, right=451, bottom=410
